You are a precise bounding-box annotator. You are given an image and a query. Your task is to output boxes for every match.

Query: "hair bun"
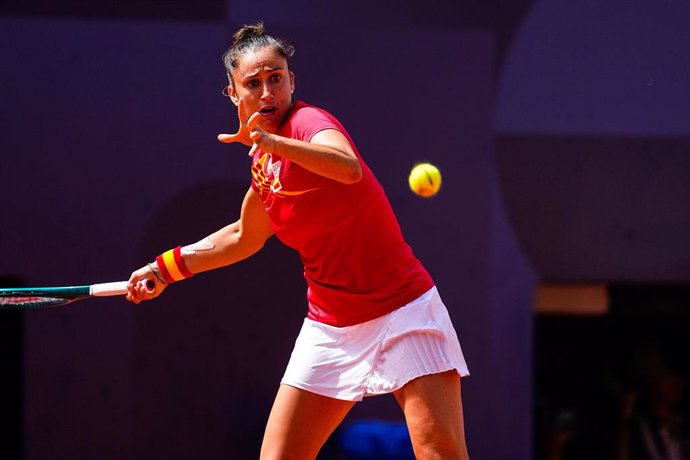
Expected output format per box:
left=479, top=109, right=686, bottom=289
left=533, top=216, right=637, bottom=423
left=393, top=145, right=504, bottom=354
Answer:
left=233, top=21, right=266, bottom=45
left=223, top=21, right=294, bottom=85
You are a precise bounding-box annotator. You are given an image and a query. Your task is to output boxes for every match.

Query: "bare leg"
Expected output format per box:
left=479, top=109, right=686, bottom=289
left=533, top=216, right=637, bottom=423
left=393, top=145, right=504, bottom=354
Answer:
left=260, top=384, right=356, bottom=460
left=394, top=370, right=470, bottom=460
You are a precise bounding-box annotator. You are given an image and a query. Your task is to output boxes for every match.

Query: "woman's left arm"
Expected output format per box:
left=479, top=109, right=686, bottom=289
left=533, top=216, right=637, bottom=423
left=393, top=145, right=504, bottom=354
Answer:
left=218, top=106, right=362, bottom=184
left=221, top=127, right=362, bottom=184
left=267, top=128, right=362, bottom=184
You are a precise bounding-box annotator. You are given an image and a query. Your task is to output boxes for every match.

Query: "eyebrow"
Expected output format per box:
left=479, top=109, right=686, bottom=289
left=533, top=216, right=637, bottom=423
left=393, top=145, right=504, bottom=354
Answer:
left=242, top=66, right=284, bottom=80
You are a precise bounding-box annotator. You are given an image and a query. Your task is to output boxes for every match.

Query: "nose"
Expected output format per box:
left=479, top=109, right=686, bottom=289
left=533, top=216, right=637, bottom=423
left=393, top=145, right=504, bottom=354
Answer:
left=260, top=82, right=273, bottom=100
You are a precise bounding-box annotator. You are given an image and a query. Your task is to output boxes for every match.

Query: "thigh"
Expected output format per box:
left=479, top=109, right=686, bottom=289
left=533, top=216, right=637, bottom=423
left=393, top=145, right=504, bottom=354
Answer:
left=260, top=384, right=356, bottom=460
left=394, top=370, right=470, bottom=460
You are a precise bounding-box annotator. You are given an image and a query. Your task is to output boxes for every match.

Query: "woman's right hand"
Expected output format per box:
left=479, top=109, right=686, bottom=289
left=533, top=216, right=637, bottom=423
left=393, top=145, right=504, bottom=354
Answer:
left=126, top=264, right=167, bottom=304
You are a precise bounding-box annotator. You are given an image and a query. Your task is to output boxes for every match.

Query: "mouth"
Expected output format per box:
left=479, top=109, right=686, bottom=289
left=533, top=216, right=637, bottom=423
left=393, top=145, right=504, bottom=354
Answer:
left=259, top=106, right=277, bottom=116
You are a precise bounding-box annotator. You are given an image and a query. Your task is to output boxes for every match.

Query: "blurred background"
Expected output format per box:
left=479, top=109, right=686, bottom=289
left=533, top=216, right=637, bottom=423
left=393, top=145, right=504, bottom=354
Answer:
left=1, top=0, right=689, bottom=459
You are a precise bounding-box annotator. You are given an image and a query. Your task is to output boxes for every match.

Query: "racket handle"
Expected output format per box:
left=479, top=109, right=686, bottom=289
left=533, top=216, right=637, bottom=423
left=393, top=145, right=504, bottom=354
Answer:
left=90, top=280, right=155, bottom=297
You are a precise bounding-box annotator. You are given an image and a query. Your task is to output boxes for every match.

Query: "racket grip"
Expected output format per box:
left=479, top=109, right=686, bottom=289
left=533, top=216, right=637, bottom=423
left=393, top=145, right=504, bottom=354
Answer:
left=90, top=281, right=129, bottom=296
left=90, top=280, right=155, bottom=297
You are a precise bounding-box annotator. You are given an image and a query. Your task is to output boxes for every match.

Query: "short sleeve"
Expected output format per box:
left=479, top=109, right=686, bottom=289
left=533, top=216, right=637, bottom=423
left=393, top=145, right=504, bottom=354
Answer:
left=289, top=106, right=342, bottom=143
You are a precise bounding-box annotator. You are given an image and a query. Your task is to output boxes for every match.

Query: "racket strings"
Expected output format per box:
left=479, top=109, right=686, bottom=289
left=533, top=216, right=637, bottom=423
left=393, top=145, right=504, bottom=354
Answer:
left=0, top=296, right=71, bottom=308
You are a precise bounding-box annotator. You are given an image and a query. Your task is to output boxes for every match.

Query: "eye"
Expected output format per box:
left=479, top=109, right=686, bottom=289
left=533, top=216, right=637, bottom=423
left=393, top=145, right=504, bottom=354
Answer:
left=269, top=74, right=281, bottom=83
left=246, top=79, right=260, bottom=89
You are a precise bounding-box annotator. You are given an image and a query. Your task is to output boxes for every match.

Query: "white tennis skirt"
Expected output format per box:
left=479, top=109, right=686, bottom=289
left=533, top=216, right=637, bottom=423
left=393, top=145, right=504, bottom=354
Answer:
left=281, top=286, right=470, bottom=401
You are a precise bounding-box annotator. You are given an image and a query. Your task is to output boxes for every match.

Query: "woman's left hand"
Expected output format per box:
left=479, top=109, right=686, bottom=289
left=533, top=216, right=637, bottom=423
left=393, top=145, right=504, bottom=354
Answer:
left=217, top=98, right=253, bottom=147
left=244, top=112, right=278, bottom=157
left=218, top=99, right=278, bottom=157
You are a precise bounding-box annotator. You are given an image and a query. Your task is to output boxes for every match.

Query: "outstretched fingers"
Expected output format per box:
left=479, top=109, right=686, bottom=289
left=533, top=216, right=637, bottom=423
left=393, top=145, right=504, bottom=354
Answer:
left=218, top=100, right=275, bottom=156
left=218, top=98, right=253, bottom=146
left=246, top=112, right=265, bottom=156
left=246, top=111, right=262, bottom=131
left=217, top=132, right=242, bottom=143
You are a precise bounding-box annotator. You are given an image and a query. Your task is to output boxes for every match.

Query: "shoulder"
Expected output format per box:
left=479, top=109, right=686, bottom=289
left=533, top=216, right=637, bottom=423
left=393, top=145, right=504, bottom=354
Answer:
left=289, top=101, right=337, bottom=123
left=282, top=101, right=343, bottom=141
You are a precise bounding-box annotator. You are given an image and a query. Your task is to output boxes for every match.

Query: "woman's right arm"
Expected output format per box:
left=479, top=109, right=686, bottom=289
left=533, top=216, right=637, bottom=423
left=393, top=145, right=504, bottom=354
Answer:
left=185, top=186, right=273, bottom=273
left=127, top=187, right=273, bottom=303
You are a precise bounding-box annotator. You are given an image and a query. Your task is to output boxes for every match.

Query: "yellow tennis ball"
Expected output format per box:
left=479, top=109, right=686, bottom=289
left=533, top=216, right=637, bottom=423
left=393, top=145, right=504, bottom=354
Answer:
left=408, top=163, right=442, bottom=197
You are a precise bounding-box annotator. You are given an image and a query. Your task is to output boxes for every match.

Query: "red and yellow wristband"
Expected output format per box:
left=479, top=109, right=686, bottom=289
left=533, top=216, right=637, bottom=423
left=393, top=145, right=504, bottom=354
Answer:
left=155, top=246, right=194, bottom=284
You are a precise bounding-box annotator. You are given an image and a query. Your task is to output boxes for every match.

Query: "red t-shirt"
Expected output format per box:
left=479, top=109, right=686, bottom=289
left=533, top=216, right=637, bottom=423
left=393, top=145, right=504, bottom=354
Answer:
left=250, top=101, right=433, bottom=326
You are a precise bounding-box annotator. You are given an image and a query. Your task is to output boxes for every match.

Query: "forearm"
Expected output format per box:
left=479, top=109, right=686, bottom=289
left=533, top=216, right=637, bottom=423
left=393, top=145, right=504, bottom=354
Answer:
left=272, top=134, right=362, bottom=184
left=129, top=224, right=262, bottom=302
left=172, top=221, right=267, bottom=275
left=128, top=187, right=271, bottom=302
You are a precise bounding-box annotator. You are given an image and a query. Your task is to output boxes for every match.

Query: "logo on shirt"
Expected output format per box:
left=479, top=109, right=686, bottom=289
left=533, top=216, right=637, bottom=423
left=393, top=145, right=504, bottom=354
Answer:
left=251, top=152, right=320, bottom=198
left=252, top=153, right=282, bottom=195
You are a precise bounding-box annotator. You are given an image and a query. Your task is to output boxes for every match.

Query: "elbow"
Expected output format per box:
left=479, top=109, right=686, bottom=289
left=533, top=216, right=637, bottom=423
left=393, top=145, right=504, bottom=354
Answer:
left=340, top=162, right=363, bottom=185
left=236, top=232, right=269, bottom=257
left=233, top=229, right=270, bottom=260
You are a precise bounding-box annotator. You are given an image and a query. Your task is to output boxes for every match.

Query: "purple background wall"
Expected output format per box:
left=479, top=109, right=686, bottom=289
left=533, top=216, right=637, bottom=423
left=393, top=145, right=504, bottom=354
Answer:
left=1, top=0, right=688, bottom=459
left=495, top=0, right=690, bottom=283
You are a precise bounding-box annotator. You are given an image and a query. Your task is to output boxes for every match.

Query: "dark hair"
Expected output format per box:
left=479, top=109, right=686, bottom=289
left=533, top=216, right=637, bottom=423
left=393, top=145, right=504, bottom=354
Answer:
left=222, top=21, right=294, bottom=87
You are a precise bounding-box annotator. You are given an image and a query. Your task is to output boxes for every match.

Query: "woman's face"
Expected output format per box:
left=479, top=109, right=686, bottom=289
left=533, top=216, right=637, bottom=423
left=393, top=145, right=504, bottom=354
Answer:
left=228, top=46, right=295, bottom=134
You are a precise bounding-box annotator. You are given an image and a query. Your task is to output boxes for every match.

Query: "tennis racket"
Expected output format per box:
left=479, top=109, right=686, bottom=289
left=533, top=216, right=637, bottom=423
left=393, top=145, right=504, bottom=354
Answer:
left=0, top=280, right=155, bottom=309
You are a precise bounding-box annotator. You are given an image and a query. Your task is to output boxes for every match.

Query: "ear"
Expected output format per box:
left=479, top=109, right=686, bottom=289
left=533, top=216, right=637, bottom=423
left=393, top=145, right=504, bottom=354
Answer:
left=289, top=71, right=295, bottom=94
left=227, top=85, right=239, bottom=106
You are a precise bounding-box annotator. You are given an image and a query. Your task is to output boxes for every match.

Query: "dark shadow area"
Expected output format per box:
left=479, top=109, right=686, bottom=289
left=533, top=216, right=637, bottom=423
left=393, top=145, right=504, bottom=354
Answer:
left=0, top=275, right=24, bottom=460
left=535, top=285, right=690, bottom=460
left=0, top=0, right=225, bottom=22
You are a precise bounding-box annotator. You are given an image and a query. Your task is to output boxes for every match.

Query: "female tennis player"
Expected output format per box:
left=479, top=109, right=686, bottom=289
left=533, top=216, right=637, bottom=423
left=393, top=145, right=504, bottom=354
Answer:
left=127, top=22, right=471, bottom=460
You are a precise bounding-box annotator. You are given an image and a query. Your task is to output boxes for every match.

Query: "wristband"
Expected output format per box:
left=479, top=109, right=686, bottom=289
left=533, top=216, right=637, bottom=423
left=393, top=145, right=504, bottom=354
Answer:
left=155, top=246, right=194, bottom=284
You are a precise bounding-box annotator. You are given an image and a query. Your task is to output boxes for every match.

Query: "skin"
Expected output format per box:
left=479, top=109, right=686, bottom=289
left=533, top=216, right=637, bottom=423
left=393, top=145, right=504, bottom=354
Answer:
left=126, top=46, right=361, bottom=297
left=259, top=371, right=469, bottom=460
left=126, top=45, right=470, bottom=460
left=219, top=46, right=362, bottom=184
